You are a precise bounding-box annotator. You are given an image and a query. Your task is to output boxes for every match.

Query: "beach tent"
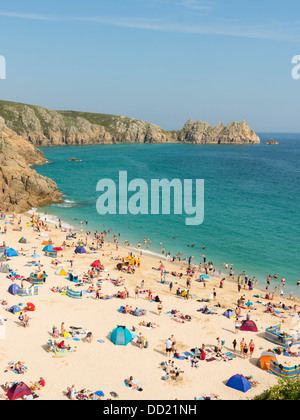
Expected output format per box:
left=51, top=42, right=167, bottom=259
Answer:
left=9, top=305, right=22, bottom=315
left=75, top=246, right=86, bottom=254
left=42, top=241, right=50, bottom=246
left=91, top=260, right=102, bottom=268
left=110, top=326, right=132, bottom=346
left=0, top=253, right=6, bottom=262
left=226, top=374, right=252, bottom=393
left=19, top=237, right=27, bottom=244
left=43, top=245, right=54, bottom=252
left=0, top=264, right=10, bottom=273
left=94, top=390, right=105, bottom=398
left=257, top=351, right=278, bottom=371
left=223, top=309, right=236, bottom=319
left=55, top=267, right=68, bottom=276
left=53, top=247, right=63, bottom=252
left=26, top=302, right=36, bottom=312
left=6, top=382, right=33, bottom=401
left=240, top=320, right=258, bottom=332
left=6, top=248, right=18, bottom=257
left=8, top=284, right=20, bottom=296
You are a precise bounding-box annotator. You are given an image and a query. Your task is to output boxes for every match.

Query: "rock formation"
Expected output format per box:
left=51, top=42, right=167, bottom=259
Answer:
left=0, top=116, right=62, bottom=213
left=0, top=100, right=260, bottom=146
left=265, top=138, right=280, bottom=145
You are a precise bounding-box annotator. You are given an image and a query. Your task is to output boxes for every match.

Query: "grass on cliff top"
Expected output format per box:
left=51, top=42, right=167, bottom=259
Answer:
left=0, top=100, right=170, bottom=136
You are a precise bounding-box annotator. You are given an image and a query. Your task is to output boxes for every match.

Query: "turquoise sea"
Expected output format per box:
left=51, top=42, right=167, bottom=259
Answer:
left=34, top=133, right=300, bottom=297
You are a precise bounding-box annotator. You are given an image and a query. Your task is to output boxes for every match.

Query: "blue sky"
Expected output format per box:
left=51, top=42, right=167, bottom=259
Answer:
left=0, top=0, right=299, bottom=132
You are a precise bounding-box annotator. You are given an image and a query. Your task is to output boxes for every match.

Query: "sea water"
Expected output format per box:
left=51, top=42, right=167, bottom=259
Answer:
left=33, top=133, right=300, bottom=297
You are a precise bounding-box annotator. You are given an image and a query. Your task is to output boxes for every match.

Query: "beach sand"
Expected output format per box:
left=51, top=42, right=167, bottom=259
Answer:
left=0, top=213, right=299, bottom=401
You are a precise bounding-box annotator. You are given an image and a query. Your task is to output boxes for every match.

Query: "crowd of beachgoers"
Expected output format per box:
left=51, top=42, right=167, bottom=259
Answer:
left=0, top=211, right=299, bottom=400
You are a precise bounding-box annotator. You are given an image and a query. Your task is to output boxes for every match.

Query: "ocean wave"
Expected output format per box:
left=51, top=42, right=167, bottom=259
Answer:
left=29, top=208, right=75, bottom=230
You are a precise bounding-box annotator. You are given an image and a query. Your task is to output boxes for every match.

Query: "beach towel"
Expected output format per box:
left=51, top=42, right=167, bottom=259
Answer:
left=206, top=357, right=217, bottom=362
left=184, top=352, right=194, bottom=358
left=173, top=355, right=186, bottom=360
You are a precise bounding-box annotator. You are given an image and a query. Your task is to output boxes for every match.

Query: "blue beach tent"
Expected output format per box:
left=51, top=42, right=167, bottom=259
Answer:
left=43, top=245, right=54, bottom=252
left=9, top=305, right=22, bottom=314
left=75, top=246, right=86, bottom=254
left=8, top=284, right=20, bottom=296
left=226, top=374, right=251, bottom=393
left=110, top=326, right=132, bottom=346
left=6, top=248, right=18, bottom=257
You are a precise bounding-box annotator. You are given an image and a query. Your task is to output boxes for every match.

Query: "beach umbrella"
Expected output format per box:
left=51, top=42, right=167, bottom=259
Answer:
left=53, top=247, right=63, bottom=252
left=42, top=241, right=50, bottom=246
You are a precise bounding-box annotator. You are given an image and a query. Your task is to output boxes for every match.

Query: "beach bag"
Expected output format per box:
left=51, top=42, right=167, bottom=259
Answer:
left=144, top=340, right=149, bottom=349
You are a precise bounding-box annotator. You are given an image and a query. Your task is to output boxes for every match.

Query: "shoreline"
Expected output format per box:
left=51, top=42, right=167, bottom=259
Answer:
left=30, top=206, right=300, bottom=304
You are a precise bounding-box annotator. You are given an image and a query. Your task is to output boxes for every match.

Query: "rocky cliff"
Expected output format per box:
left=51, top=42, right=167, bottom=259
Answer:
left=0, top=100, right=260, bottom=146
left=0, top=116, right=62, bottom=213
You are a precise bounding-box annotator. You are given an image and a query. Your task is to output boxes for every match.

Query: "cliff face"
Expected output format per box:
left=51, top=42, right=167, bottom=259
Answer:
left=177, top=120, right=260, bottom=144
left=0, top=100, right=260, bottom=146
left=0, top=117, right=62, bottom=213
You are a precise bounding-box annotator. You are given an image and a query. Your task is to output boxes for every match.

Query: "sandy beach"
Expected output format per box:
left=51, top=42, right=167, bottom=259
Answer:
left=0, top=212, right=299, bottom=401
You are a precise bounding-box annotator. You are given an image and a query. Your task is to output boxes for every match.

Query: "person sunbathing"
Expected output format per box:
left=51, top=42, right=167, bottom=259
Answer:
left=126, top=376, right=142, bottom=390
left=83, top=332, right=93, bottom=343
left=191, top=356, right=199, bottom=368
left=14, top=361, right=26, bottom=374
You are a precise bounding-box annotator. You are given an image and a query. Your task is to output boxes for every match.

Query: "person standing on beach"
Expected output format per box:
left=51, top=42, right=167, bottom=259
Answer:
left=171, top=335, right=177, bottom=354
left=169, top=281, right=173, bottom=293
left=135, top=286, right=139, bottom=299
left=235, top=319, right=241, bottom=334
left=232, top=339, right=237, bottom=352
left=166, top=338, right=172, bottom=357
left=243, top=343, right=249, bottom=359
left=157, top=301, right=163, bottom=315
left=249, top=340, right=255, bottom=357
left=240, top=338, right=246, bottom=355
